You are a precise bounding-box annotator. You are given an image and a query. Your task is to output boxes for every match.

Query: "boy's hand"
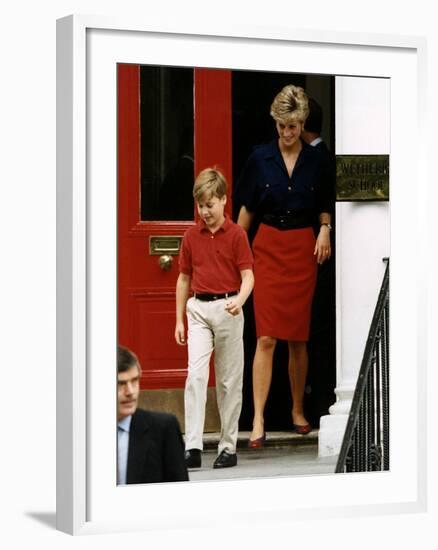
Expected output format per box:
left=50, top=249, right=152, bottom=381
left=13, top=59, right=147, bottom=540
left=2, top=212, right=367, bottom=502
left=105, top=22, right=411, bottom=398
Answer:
left=224, top=297, right=243, bottom=316
left=175, top=321, right=187, bottom=345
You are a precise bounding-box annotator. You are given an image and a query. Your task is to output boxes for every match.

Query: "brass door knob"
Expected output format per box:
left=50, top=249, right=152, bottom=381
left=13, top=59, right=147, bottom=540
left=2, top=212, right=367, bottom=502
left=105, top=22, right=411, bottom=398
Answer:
left=159, top=254, right=173, bottom=271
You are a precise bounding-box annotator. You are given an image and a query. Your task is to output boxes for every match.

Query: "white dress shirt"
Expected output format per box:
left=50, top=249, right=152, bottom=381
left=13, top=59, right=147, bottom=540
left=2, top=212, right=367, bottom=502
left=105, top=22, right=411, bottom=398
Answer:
left=310, top=137, right=323, bottom=147
left=117, top=415, right=132, bottom=485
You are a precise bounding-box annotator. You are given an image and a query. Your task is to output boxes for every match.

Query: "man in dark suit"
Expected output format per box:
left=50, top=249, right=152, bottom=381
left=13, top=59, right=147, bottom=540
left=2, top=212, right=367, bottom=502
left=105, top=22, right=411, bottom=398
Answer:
left=117, top=345, right=189, bottom=484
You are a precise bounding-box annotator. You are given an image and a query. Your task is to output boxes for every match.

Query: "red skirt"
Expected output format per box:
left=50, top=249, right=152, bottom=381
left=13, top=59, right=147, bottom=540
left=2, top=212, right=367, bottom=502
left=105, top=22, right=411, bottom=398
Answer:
left=252, top=223, right=317, bottom=341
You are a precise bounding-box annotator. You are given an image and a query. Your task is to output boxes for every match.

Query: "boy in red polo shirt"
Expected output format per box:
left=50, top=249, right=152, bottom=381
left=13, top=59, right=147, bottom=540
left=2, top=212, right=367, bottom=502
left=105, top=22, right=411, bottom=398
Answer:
left=175, top=168, right=254, bottom=469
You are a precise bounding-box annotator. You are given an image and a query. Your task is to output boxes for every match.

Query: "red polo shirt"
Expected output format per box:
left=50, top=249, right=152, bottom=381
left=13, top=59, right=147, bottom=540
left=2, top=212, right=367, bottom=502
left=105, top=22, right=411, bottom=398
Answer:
left=179, top=216, right=253, bottom=294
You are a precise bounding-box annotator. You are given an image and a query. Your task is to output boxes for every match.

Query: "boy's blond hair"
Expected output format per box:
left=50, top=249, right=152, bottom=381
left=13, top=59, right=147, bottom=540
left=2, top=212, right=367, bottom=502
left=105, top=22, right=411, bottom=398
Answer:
left=193, top=168, right=228, bottom=202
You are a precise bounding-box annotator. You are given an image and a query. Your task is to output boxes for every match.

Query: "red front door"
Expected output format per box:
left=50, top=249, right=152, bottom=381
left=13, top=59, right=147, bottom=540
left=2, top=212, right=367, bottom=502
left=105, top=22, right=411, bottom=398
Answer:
left=117, top=64, right=232, bottom=390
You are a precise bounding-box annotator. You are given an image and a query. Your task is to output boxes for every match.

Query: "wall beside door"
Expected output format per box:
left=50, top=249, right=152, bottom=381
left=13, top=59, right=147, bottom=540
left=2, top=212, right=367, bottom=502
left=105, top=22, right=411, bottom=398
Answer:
left=319, top=76, right=390, bottom=456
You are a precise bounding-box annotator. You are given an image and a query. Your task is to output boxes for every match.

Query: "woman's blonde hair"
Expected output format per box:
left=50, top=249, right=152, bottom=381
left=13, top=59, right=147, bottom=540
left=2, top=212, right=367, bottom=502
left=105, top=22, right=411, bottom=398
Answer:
left=270, top=85, right=309, bottom=124
left=193, top=167, right=228, bottom=202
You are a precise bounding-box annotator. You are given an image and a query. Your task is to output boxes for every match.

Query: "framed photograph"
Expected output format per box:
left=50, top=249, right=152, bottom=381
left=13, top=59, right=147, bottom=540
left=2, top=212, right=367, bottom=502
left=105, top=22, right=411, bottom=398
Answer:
left=57, top=15, right=427, bottom=535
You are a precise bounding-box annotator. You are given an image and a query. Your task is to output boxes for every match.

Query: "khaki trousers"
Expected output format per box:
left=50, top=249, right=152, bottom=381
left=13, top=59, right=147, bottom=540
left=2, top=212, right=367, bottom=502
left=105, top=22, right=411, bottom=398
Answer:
left=184, top=296, right=244, bottom=454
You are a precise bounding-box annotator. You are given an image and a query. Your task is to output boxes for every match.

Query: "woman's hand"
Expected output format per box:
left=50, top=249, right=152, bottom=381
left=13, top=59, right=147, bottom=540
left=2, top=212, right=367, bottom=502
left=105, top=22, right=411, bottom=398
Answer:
left=175, top=321, right=187, bottom=345
left=314, top=225, right=331, bottom=264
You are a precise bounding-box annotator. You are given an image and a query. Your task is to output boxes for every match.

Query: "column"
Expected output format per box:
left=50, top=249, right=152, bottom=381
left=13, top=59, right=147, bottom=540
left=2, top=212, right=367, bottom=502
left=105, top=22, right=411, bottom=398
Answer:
left=318, top=76, right=390, bottom=457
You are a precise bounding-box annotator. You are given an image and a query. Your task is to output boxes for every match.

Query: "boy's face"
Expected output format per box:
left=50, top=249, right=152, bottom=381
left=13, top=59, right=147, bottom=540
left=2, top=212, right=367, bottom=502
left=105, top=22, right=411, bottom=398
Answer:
left=197, top=193, right=227, bottom=230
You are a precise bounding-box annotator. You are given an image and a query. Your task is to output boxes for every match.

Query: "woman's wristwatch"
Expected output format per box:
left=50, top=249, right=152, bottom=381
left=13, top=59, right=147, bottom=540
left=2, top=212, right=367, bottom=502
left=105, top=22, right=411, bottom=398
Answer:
left=321, top=223, right=332, bottom=231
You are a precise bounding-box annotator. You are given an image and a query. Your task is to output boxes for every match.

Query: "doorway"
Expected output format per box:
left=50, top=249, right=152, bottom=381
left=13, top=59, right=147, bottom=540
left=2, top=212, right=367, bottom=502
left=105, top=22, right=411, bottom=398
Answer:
left=231, top=70, right=336, bottom=430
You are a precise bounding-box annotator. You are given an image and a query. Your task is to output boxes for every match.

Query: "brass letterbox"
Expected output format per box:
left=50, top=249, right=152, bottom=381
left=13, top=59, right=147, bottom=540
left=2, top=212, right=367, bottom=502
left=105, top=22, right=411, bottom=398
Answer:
left=149, top=235, right=183, bottom=256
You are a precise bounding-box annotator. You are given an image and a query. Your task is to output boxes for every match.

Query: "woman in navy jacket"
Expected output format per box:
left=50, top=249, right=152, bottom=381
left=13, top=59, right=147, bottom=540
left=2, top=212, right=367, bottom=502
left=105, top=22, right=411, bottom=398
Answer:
left=235, top=85, right=333, bottom=446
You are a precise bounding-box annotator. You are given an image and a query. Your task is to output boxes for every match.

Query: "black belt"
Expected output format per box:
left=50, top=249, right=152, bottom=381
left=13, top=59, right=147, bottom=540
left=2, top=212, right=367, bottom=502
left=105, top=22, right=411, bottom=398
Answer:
left=262, top=210, right=314, bottom=230
left=194, top=291, right=238, bottom=302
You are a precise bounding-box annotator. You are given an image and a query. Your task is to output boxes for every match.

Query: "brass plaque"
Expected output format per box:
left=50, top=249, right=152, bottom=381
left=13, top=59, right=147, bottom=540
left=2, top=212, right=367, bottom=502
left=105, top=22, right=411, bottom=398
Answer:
left=149, top=235, right=182, bottom=256
left=336, top=155, right=389, bottom=201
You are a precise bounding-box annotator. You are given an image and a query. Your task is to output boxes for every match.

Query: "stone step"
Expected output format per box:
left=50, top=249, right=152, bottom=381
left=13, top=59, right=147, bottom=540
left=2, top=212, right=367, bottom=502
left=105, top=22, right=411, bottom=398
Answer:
left=201, top=429, right=318, bottom=450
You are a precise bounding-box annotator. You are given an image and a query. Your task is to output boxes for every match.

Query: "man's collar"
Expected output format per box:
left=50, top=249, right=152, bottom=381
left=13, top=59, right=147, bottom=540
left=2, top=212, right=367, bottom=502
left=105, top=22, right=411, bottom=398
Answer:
left=118, top=414, right=133, bottom=432
left=310, top=137, right=323, bottom=147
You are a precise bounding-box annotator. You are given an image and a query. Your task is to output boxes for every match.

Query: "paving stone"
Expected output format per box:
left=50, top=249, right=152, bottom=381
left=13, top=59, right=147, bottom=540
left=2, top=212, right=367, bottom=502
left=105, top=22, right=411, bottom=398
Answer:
left=188, top=442, right=337, bottom=482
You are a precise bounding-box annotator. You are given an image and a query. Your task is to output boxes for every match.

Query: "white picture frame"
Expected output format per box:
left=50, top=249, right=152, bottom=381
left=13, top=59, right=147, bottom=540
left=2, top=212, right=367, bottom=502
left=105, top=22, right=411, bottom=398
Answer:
left=56, top=15, right=428, bottom=535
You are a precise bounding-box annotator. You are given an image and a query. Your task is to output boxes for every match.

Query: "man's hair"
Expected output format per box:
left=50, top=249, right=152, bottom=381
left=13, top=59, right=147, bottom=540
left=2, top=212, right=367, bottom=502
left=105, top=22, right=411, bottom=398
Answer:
left=270, top=84, right=309, bottom=124
left=193, top=167, right=228, bottom=202
left=304, top=97, right=323, bottom=134
left=117, top=345, right=141, bottom=374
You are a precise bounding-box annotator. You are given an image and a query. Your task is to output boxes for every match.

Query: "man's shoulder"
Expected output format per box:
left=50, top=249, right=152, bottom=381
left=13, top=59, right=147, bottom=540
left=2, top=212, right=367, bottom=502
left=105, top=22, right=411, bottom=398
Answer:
left=302, top=140, right=334, bottom=167
left=314, top=140, right=334, bottom=158
left=134, top=408, right=178, bottom=428
left=302, top=140, right=319, bottom=157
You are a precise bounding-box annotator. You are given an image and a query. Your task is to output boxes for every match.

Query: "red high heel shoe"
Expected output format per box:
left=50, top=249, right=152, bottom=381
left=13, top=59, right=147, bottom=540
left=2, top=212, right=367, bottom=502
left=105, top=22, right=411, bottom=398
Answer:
left=293, top=423, right=312, bottom=435
left=248, top=433, right=266, bottom=449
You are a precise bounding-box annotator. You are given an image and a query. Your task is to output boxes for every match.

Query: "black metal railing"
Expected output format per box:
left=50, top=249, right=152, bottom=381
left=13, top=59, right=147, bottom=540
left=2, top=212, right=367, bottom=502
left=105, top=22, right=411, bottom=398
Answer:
left=335, top=258, right=389, bottom=473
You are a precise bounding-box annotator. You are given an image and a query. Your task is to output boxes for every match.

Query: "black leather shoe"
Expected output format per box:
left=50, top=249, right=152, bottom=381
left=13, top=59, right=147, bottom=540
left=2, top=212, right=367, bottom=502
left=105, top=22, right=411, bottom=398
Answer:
left=184, top=449, right=202, bottom=468
left=213, top=449, right=237, bottom=469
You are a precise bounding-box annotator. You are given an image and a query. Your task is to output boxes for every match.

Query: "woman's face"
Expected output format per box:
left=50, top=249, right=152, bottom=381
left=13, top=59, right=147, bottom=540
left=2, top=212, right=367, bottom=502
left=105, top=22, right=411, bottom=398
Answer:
left=276, top=119, right=303, bottom=149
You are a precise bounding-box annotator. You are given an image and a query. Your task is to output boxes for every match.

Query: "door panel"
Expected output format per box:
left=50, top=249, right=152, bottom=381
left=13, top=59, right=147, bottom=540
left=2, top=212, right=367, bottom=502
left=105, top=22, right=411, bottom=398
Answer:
left=194, top=68, right=233, bottom=217
left=118, top=64, right=232, bottom=390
